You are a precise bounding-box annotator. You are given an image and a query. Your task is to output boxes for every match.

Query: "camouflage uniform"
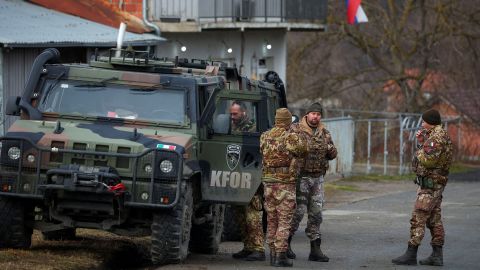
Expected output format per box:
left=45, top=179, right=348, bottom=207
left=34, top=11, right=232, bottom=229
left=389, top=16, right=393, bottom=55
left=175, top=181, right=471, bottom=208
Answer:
left=290, top=116, right=337, bottom=241
left=260, top=124, right=306, bottom=255
left=231, top=116, right=264, bottom=256
left=410, top=125, right=453, bottom=247
left=233, top=189, right=264, bottom=253
left=231, top=117, right=256, bottom=134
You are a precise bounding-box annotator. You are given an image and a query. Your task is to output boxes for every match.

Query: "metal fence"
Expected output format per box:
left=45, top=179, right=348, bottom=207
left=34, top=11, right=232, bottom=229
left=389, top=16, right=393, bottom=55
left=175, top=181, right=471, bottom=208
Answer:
left=150, top=0, right=327, bottom=23
left=323, top=117, right=354, bottom=177
left=324, top=109, right=463, bottom=175
left=290, top=107, right=464, bottom=176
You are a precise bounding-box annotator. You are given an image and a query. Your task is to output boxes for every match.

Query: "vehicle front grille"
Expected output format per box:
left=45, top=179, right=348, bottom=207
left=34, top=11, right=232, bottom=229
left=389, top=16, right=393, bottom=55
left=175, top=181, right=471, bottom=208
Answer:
left=0, top=137, right=182, bottom=208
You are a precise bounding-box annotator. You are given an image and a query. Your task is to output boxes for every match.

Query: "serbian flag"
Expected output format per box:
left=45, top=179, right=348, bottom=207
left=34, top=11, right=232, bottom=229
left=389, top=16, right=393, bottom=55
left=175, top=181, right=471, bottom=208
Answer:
left=346, top=0, right=368, bottom=24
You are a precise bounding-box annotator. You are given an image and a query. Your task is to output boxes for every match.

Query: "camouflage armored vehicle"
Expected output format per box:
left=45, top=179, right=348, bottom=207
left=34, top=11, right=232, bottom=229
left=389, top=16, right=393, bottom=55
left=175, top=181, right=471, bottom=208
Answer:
left=0, top=48, right=287, bottom=265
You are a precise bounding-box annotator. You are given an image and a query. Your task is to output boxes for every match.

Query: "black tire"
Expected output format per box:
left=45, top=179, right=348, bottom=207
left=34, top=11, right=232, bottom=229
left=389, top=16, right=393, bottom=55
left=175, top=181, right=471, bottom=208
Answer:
left=221, top=204, right=241, bottom=242
left=189, top=203, right=225, bottom=254
left=151, top=181, right=193, bottom=265
left=0, top=197, right=33, bottom=248
left=42, top=228, right=76, bottom=241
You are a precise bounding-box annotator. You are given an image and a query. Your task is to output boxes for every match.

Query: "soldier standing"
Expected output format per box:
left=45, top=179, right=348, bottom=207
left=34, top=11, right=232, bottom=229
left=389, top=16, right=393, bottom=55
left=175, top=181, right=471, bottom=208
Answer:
left=287, top=102, right=337, bottom=262
left=231, top=191, right=265, bottom=261
left=260, top=108, right=307, bottom=267
left=392, top=109, right=453, bottom=266
left=230, top=100, right=265, bottom=261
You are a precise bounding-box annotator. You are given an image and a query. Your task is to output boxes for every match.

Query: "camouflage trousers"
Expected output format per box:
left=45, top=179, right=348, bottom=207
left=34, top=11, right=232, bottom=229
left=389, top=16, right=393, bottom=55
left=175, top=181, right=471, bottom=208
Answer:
left=234, top=192, right=265, bottom=252
left=263, top=182, right=296, bottom=253
left=290, top=175, right=325, bottom=241
left=409, top=182, right=446, bottom=246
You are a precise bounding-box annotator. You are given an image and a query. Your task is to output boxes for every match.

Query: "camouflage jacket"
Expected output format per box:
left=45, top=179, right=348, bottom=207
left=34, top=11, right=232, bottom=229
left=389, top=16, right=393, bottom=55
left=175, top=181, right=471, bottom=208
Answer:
left=291, top=116, right=337, bottom=176
left=231, top=117, right=256, bottom=134
left=412, top=125, right=453, bottom=179
left=260, top=126, right=307, bottom=183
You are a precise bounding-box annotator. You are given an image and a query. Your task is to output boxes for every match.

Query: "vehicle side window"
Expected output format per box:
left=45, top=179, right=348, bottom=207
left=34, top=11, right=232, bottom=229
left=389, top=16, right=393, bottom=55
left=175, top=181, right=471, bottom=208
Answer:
left=212, top=99, right=258, bottom=135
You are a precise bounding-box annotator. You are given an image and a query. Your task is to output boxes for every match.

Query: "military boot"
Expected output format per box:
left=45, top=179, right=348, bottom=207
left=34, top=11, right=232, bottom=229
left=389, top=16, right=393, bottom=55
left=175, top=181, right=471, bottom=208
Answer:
left=419, top=245, right=443, bottom=266
left=308, top=238, right=329, bottom=262
left=232, top=249, right=252, bottom=259
left=245, top=251, right=266, bottom=261
left=270, top=250, right=276, bottom=266
left=392, top=244, right=418, bottom=265
left=272, top=252, right=293, bottom=267
left=286, top=236, right=296, bottom=259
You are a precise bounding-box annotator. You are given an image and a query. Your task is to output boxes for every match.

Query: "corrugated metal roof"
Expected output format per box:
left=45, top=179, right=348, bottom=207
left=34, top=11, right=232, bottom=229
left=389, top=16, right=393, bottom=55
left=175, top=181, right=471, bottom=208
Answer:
left=0, top=0, right=165, bottom=47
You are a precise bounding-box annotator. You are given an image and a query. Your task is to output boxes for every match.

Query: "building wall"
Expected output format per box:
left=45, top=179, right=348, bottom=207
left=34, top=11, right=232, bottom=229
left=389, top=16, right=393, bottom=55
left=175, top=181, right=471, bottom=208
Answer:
left=156, top=30, right=287, bottom=84
left=1, top=48, right=41, bottom=134
left=0, top=48, right=90, bottom=134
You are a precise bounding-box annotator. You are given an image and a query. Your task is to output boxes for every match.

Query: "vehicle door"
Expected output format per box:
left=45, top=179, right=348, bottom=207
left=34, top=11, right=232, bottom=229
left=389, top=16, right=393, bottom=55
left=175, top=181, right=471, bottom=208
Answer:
left=198, top=93, right=268, bottom=204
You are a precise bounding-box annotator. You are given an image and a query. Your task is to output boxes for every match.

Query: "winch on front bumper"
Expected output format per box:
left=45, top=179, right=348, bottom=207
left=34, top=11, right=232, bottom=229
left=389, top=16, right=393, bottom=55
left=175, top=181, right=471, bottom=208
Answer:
left=0, top=137, right=183, bottom=211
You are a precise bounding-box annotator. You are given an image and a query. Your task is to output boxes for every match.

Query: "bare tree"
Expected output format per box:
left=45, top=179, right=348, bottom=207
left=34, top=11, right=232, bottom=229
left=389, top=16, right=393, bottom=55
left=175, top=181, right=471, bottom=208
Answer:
left=287, top=0, right=480, bottom=113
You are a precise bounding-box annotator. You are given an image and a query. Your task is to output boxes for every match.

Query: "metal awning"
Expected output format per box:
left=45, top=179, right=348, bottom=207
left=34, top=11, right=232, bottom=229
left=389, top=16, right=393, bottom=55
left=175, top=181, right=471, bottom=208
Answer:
left=0, top=0, right=164, bottom=48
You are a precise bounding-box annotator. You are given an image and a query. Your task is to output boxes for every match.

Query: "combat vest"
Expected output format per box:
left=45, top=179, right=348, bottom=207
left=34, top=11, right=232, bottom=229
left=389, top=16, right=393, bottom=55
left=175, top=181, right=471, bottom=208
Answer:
left=291, top=117, right=330, bottom=177
left=260, top=126, right=305, bottom=183
left=412, top=125, right=453, bottom=185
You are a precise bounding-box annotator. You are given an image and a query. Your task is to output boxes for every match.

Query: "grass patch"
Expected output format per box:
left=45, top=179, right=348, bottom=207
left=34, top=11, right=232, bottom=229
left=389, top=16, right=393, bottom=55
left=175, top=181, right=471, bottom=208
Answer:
left=0, top=230, right=151, bottom=270
left=450, top=163, right=477, bottom=174
left=342, top=173, right=415, bottom=182
left=325, top=183, right=360, bottom=192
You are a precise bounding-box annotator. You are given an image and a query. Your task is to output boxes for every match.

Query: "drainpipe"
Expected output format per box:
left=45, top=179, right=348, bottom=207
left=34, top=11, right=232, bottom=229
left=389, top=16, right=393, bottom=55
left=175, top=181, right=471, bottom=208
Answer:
left=143, top=0, right=161, bottom=36
left=116, top=22, right=127, bottom=58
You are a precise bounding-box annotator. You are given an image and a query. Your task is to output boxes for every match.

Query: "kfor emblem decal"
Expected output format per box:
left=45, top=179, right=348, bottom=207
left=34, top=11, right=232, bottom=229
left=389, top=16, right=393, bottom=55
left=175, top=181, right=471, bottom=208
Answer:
left=226, top=144, right=241, bottom=170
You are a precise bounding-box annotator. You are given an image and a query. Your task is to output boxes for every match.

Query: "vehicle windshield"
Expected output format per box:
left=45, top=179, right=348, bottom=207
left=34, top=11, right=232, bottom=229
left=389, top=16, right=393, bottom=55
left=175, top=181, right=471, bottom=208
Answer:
left=37, top=79, right=187, bottom=125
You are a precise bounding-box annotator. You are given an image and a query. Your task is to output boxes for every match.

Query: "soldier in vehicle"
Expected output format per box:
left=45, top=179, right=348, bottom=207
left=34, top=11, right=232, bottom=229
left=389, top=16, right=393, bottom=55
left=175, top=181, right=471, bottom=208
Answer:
left=230, top=100, right=256, bottom=133
left=260, top=108, right=307, bottom=267
left=287, top=102, right=337, bottom=262
left=392, top=109, right=453, bottom=266
left=231, top=100, right=265, bottom=261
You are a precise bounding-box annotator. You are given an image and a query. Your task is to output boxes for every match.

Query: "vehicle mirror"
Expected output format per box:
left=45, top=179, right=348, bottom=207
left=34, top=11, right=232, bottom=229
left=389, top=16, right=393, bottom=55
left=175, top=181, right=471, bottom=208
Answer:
left=199, top=87, right=220, bottom=127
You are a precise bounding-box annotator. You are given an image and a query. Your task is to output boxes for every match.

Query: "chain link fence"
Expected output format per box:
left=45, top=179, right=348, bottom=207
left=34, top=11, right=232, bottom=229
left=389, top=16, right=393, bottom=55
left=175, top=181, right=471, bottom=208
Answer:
left=290, top=107, right=464, bottom=176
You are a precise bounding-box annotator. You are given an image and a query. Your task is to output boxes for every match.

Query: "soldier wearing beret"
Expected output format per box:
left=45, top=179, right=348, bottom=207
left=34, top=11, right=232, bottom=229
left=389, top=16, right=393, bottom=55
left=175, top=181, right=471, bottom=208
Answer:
left=287, top=102, right=337, bottom=262
left=392, top=109, right=453, bottom=266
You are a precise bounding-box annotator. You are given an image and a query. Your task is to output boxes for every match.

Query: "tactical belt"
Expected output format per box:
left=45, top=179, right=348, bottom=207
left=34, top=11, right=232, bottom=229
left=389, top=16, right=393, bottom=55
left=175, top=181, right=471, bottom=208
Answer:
left=264, top=167, right=290, bottom=174
left=301, top=172, right=322, bottom=178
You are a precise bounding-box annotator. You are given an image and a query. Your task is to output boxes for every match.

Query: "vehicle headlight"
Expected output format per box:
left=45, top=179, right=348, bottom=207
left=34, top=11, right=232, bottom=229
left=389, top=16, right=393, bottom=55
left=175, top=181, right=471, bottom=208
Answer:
left=8, top=147, right=21, bottom=160
left=160, top=160, right=173, bottom=173
left=144, top=164, right=153, bottom=173
left=27, top=154, right=36, bottom=163
left=23, top=183, right=31, bottom=192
